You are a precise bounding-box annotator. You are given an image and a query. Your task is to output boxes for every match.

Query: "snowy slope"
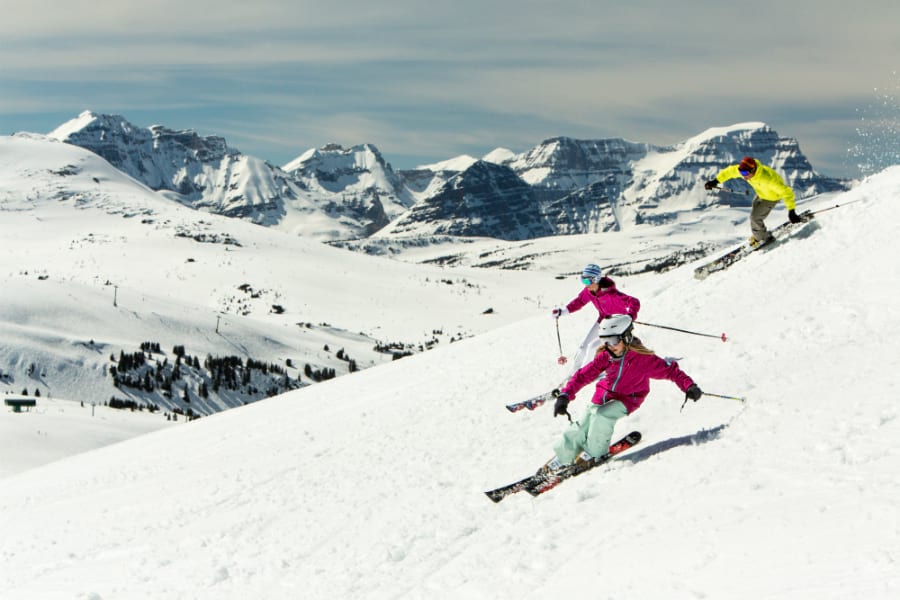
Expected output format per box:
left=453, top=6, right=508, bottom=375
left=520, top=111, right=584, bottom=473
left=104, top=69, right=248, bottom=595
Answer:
left=0, top=396, right=174, bottom=477
left=1, top=164, right=898, bottom=598
left=0, top=134, right=575, bottom=417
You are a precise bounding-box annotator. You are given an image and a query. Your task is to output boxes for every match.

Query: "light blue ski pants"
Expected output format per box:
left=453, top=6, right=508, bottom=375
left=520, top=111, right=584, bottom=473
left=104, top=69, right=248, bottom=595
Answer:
left=554, top=400, right=628, bottom=464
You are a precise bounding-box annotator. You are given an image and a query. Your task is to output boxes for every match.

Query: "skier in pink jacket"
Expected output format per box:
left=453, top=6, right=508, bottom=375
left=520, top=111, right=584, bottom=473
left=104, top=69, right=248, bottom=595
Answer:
left=543, top=314, right=702, bottom=470
left=552, top=263, right=641, bottom=372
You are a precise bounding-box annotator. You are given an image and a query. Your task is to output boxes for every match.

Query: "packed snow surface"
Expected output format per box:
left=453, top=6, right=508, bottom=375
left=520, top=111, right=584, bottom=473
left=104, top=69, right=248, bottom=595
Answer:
left=1, top=134, right=898, bottom=599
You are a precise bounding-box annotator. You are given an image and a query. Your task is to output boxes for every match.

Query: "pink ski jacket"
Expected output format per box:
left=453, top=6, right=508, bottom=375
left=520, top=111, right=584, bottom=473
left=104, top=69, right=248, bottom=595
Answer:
left=561, top=349, right=694, bottom=414
left=565, top=278, right=641, bottom=322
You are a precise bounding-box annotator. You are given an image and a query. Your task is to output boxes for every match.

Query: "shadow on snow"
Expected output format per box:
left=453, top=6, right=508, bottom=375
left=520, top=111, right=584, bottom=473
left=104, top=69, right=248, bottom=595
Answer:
left=619, top=423, right=729, bottom=465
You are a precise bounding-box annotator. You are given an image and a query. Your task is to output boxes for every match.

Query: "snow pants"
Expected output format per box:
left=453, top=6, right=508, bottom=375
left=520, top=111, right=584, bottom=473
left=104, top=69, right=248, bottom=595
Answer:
left=750, top=197, right=778, bottom=242
left=554, top=400, right=628, bottom=464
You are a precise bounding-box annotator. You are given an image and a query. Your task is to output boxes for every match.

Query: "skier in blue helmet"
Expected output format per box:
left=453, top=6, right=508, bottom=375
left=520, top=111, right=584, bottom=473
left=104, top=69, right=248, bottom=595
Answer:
left=551, top=264, right=641, bottom=373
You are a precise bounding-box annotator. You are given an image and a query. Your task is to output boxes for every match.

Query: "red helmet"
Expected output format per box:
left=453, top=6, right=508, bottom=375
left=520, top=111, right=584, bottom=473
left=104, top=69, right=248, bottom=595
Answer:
left=738, top=156, right=757, bottom=174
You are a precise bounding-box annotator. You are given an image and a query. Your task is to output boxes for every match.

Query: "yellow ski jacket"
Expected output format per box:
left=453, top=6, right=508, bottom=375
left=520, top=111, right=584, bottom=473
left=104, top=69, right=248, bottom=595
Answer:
left=715, top=160, right=796, bottom=209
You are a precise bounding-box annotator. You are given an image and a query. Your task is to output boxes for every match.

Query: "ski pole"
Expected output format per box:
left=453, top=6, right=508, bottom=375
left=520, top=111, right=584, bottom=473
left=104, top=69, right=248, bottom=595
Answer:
left=710, top=187, right=750, bottom=196
left=703, top=392, right=745, bottom=402
left=555, top=317, right=567, bottom=365
left=777, top=198, right=864, bottom=227
left=809, top=198, right=864, bottom=216
left=681, top=391, right=745, bottom=411
left=634, top=320, right=727, bottom=342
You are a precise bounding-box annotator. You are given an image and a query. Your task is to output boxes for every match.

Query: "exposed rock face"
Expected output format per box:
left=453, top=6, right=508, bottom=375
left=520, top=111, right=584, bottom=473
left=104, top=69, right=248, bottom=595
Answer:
left=49, top=112, right=411, bottom=241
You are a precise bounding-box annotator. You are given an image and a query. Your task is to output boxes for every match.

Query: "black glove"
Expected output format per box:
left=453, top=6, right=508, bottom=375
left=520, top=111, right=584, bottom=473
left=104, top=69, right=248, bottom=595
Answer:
left=685, top=384, right=702, bottom=402
left=553, top=392, right=570, bottom=417
left=788, top=209, right=802, bottom=224
left=704, top=179, right=719, bottom=191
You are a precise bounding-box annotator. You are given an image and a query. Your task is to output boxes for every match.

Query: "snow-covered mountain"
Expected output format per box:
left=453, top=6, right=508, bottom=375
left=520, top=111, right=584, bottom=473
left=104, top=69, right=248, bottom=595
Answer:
left=281, top=142, right=415, bottom=237
left=2, top=157, right=898, bottom=599
left=48, top=112, right=412, bottom=242
left=0, top=119, right=855, bottom=422
left=0, top=133, right=563, bottom=420
left=48, top=111, right=290, bottom=219
left=377, top=160, right=554, bottom=240
left=47, top=113, right=848, bottom=245
left=384, top=123, right=848, bottom=241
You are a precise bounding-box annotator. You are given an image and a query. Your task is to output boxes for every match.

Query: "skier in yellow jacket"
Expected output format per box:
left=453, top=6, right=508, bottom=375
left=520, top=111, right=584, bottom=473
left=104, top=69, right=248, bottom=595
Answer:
left=705, top=156, right=801, bottom=247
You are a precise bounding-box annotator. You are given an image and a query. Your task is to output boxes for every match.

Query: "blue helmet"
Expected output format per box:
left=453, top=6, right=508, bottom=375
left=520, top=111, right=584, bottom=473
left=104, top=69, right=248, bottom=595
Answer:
left=581, top=263, right=602, bottom=284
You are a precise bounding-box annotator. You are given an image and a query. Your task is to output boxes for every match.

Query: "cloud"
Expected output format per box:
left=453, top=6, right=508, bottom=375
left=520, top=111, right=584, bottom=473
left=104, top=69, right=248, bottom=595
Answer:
left=3, top=1, right=900, bottom=177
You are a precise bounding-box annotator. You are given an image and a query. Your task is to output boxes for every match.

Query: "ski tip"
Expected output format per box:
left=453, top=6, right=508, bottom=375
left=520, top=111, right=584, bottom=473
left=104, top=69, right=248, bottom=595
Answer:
left=484, top=491, right=503, bottom=503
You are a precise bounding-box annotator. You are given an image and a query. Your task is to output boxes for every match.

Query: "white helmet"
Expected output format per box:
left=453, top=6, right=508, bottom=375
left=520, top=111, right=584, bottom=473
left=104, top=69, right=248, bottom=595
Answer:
left=597, top=314, right=634, bottom=345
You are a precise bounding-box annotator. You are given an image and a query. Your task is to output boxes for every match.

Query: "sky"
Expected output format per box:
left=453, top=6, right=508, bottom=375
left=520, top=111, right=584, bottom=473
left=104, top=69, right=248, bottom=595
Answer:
left=2, top=1, right=900, bottom=178
left=2, top=129, right=900, bottom=597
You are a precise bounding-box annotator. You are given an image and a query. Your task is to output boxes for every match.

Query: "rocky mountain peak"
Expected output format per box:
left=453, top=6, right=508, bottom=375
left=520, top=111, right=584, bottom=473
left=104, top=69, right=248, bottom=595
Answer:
left=47, top=113, right=849, bottom=244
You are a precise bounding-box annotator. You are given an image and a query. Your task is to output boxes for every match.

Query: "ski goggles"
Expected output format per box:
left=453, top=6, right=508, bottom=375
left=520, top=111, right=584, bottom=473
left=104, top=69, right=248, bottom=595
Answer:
left=739, top=168, right=755, bottom=177
left=598, top=335, right=623, bottom=346
left=581, top=277, right=596, bottom=285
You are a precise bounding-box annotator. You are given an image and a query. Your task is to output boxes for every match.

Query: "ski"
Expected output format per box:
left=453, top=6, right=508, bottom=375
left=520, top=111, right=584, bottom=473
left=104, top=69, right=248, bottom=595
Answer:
left=505, top=389, right=559, bottom=413
left=526, top=431, right=642, bottom=496
left=483, top=474, right=539, bottom=503
left=694, top=210, right=814, bottom=280
left=484, top=431, right=641, bottom=503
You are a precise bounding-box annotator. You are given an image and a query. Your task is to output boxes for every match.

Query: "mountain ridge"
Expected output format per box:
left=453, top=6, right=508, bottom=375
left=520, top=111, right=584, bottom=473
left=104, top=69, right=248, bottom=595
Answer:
left=46, top=112, right=849, bottom=243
